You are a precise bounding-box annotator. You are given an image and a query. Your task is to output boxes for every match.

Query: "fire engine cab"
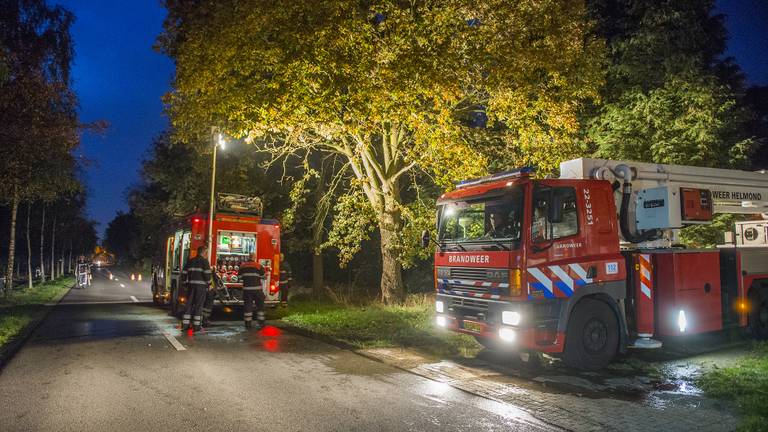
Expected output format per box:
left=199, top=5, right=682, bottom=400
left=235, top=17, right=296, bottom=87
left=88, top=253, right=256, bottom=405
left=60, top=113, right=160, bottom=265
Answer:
left=151, top=194, right=281, bottom=316
left=424, top=158, right=768, bottom=370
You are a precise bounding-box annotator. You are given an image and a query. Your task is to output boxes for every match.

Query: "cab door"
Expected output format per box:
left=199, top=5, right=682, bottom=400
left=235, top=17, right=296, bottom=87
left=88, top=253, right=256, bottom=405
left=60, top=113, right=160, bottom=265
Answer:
left=525, top=182, right=588, bottom=299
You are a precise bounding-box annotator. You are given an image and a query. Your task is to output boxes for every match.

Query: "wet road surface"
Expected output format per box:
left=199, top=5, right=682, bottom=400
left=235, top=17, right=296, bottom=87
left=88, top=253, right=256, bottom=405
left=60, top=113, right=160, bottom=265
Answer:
left=0, top=267, right=555, bottom=432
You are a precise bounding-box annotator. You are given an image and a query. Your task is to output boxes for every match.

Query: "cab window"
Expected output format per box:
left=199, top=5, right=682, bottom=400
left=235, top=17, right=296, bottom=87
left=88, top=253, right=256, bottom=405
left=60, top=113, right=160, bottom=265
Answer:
left=532, top=186, right=578, bottom=242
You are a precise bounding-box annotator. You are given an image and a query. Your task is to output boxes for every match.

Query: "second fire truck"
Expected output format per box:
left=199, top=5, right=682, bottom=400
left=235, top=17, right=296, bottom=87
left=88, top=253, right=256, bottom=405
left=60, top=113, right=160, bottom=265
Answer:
left=425, top=158, right=768, bottom=369
left=151, top=194, right=282, bottom=315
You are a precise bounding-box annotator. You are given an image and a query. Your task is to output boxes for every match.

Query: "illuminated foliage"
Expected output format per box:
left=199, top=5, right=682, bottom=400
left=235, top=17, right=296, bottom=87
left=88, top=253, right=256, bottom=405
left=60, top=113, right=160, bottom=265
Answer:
left=160, top=0, right=604, bottom=302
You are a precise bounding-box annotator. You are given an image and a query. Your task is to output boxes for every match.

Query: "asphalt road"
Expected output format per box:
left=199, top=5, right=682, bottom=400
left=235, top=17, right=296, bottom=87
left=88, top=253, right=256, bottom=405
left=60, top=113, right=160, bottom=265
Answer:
left=0, top=267, right=555, bottom=432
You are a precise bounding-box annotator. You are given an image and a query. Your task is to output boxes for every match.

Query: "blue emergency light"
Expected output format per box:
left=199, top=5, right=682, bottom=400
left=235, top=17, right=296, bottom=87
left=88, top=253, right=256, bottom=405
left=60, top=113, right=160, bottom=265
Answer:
left=455, top=167, right=535, bottom=189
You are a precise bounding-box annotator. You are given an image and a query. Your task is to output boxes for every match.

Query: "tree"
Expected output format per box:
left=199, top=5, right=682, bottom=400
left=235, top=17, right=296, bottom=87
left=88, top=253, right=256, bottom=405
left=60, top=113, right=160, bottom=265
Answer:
left=103, top=211, right=141, bottom=266
left=590, top=73, right=754, bottom=168
left=585, top=0, right=757, bottom=168
left=160, top=0, right=604, bottom=302
left=0, top=0, right=79, bottom=293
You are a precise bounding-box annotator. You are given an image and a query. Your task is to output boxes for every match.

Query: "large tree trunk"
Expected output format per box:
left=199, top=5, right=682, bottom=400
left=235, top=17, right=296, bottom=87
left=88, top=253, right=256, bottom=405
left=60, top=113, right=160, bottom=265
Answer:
left=39, top=205, right=46, bottom=282
left=67, top=243, right=72, bottom=274
left=5, top=188, right=20, bottom=295
left=343, top=126, right=410, bottom=303
left=377, top=199, right=405, bottom=304
left=26, top=202, right=33, bottom=289
left=50, top=212, right=56, bottom=280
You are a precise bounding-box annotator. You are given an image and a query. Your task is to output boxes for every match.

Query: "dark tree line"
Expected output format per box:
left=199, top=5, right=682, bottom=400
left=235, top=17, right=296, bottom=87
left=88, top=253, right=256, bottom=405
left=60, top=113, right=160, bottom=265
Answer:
left=0, top=0, right=98, bottom=293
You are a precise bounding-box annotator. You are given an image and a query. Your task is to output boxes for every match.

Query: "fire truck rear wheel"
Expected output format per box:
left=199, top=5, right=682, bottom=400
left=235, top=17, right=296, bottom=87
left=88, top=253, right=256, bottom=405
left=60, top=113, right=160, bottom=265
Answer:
left=151, top=279, right=162, bottom=306
left=170, top=287, right=180, bottom=317
left=748, top=287, right=768, bottom=340
left=563, top=298, right=618, bottom=371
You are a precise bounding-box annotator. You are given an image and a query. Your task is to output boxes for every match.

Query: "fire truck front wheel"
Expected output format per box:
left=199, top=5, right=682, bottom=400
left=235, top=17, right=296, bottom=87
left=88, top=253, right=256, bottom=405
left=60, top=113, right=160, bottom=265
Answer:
left=474, top=336, right=498, bottom=350
left=563, top=298, right=619, bottom=371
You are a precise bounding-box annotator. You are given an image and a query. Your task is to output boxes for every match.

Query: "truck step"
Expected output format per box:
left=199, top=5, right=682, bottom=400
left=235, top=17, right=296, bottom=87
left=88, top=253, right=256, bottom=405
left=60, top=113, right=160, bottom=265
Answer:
left=629, top=337, right=663, bottom=349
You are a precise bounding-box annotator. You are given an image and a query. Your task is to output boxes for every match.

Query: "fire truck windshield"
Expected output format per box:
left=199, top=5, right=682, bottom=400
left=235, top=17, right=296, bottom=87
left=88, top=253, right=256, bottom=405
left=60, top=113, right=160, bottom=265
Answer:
left=438, top=186, right=524, bottom=248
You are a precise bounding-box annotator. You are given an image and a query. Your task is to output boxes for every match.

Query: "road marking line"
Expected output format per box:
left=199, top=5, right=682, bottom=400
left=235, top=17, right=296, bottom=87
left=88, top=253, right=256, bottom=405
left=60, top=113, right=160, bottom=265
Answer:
left=161, top=330, right=186, bottom=351
left=130, top=295, right=139, bottom=303
left=120, top=283, right=126, bottom=288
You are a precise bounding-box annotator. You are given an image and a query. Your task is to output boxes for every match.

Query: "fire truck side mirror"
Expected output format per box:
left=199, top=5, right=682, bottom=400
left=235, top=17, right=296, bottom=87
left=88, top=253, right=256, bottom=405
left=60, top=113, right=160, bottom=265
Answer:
left=421, top=230, right=431, bottom=248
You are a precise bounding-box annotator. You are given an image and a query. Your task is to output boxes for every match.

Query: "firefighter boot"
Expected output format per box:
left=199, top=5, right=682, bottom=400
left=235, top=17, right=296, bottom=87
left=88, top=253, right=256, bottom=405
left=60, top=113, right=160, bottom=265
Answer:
left=192, top=315, right=202, bottom=332
left=181, top=314, right=191, bottom=331
left=244, top=311, right=253, bottom=328
left=256, top=311, right=266, bottom=329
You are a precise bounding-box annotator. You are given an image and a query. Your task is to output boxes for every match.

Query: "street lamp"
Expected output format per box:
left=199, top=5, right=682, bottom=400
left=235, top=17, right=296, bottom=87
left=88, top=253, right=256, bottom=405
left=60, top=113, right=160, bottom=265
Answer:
left=208, top=129, right=226, bottom=263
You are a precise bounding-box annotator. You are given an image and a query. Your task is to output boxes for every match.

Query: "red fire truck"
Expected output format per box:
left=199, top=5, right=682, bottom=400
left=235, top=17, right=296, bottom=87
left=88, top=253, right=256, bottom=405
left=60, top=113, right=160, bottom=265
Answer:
left=151, top=194, right=281, bottom=316
left=424, top=158, right=768, bottom=370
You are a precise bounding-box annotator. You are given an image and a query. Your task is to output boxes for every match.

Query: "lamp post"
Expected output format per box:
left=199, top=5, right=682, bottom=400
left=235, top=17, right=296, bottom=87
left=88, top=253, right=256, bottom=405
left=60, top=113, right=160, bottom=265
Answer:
left=208, top=128, right=226, bottom=263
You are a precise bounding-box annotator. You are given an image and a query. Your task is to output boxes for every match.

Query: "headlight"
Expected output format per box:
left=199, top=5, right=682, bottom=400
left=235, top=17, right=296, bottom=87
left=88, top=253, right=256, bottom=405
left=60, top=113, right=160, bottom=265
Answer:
left=436, top=315, right=447, bottom=327
left=678, top=310, right=687, bottom=333
left=436, top=300, right=444, bottom=313
left=502, top=311, right=521, bottom=326
left=498, top=327, right=516, bottom=342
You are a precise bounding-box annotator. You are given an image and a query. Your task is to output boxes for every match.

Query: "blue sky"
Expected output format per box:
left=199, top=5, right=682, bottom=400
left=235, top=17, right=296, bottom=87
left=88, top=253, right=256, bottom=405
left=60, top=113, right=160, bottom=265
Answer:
left=56, top=0, right=173, bottom=237
left=56, top=1, right=767, bottom=238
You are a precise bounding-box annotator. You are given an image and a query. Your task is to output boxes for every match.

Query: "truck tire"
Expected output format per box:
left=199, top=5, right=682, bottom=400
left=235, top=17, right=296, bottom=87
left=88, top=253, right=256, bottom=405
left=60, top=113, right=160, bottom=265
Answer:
left=748, top=288, right=768, bottom=340
left=563, top=298, right=618, bottom=371
left=151, top=278, right=162, bottom=306
left=474, top=336, right=497, bottom=349
left=170, top=287, right=180, bottom=317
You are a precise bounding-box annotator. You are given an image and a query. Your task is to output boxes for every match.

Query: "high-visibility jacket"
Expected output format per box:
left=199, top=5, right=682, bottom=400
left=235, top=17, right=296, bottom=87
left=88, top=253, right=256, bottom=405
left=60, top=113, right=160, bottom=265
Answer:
left=183, top=255, right=212, bottom=288
left=239, top=261, right=265, bottom=291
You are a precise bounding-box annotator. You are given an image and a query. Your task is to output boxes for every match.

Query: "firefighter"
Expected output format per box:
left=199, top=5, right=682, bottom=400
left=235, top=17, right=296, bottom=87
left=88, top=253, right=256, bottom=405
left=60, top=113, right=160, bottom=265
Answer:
left=279, top=253, right=292, bottom=307
left=181, top=245, right=212, bottom=331
left=239, top=252, right=266, bottom=328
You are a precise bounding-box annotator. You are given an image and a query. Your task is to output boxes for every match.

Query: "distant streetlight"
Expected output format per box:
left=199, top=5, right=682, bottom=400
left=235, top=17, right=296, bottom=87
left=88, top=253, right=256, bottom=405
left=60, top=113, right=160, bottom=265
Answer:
left=208, top=128, right=226, bottom=263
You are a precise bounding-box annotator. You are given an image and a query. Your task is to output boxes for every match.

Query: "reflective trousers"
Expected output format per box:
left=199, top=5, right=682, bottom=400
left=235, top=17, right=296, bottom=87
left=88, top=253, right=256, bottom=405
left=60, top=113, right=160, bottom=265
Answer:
left=183, top=284, right=208, bottom=328
left=202, top=290, right=214, bottom=323
left=243, top=289, right=265, bottom=324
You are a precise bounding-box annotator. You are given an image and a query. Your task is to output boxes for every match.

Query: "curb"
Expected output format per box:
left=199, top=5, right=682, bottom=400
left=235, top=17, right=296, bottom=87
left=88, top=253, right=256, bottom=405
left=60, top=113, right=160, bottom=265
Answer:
left=0, top=284, right=74, bottom=374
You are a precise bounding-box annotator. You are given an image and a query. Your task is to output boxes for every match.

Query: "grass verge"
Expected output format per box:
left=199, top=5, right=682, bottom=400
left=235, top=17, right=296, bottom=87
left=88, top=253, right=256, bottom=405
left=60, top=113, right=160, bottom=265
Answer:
left=272, top=295, right=482, bottom=358
left=0, top=277, right=73, bottom=347
left=697, top=342, right=768, bottom=431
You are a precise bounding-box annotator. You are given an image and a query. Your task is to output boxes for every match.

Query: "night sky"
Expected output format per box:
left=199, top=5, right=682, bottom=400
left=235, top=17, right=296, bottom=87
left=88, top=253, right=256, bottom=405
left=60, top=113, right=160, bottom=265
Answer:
left=58, top=1, right=767, bottom=238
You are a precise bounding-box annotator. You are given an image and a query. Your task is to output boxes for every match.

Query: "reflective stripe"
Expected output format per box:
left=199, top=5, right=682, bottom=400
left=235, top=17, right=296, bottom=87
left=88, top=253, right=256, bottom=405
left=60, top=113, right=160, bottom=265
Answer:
left=568, top=263, right=593, bottom=284
left=639, top=254, right=652, bottom=299
left=186, top=267, right=205, bottom=272
left=244, top=312, right=253, bottom=317
left=188, top=281, right=209, bottom=285
left=548, top=265, right=575, bottom=297
left=182, top=319, right=190, bottom=324
left=256, top=312, right=265, bottom=319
